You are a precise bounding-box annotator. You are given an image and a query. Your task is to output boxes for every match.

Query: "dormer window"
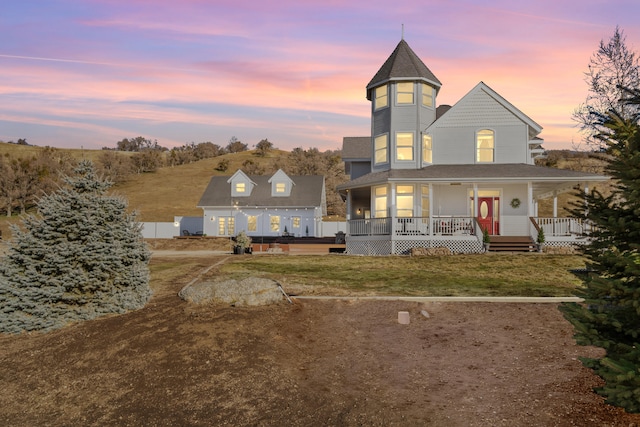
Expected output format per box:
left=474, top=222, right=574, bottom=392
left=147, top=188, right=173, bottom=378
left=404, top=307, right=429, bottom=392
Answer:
left=476, top=129, right=495, bottom=163
left=396, top=82, right=414, bottom=104
left=374, top=84, right=388, bottom=110
left=269, top=169, right=294, bottom=197
left=228, top=169, right=255, bottom=197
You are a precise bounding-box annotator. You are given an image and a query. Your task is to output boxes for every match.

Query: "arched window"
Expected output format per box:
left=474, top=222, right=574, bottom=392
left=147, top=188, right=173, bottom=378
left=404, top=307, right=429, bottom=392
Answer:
left=476, top=129, right=495, bottom=163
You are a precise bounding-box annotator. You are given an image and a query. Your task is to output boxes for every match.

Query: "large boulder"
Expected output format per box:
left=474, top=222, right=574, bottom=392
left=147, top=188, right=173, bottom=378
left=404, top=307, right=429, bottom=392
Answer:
left=179, top=277, right=283, bottom=306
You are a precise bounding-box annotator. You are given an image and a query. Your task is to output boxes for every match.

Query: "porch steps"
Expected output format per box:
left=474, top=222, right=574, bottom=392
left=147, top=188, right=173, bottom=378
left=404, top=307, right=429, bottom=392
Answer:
left=488, top=236, right=537, bottom=252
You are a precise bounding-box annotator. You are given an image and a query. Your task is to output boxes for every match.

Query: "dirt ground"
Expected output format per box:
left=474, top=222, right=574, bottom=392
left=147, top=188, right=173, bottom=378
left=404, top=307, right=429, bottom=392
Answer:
left=2, top=252, right=640, bottom=426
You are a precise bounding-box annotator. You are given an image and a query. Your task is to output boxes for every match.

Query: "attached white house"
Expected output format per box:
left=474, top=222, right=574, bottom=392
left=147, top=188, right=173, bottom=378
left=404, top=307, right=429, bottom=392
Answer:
left=337, top=38, right=608, bottom=255
left=197, top=169, right=327, bottom=238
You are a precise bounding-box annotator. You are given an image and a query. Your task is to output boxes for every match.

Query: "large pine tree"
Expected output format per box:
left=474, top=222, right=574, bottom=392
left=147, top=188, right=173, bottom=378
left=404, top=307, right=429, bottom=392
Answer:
left=560, top=88, right=640, bottom=412
left=0, top=160, right=151, bottom=333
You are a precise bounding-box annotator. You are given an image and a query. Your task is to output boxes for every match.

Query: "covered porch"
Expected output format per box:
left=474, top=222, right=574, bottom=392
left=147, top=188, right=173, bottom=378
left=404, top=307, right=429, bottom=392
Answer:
left=339, top=168, right=606, bottom=255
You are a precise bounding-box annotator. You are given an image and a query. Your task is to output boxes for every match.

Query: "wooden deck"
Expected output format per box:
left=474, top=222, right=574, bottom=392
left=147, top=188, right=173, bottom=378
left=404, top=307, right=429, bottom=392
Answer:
left=252, top=243, right=346, bottom=254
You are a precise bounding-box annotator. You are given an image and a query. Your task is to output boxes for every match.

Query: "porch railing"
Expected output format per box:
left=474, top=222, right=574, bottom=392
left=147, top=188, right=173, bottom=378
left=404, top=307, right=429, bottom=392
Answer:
left=348, top=216, right=476, bottom=236
left=532, top=217, right=590, bottom=237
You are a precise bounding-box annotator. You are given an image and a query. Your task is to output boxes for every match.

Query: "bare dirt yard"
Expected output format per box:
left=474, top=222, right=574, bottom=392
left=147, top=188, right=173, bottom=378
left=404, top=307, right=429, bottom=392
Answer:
left=2, top=252, right=640, bottom=426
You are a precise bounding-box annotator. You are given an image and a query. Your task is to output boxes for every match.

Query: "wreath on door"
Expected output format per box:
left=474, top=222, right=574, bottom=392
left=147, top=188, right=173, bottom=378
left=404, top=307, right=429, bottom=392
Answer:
left=510, top=198, right=521, bottom=209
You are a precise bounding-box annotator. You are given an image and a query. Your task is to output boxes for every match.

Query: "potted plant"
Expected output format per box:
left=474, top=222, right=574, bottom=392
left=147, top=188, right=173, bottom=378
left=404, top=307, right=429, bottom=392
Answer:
left=234, top=231, right=252, bottom=254
left=536, top=228, right=545, bottom=253
left=482, top=227, right=490, bottom=252
left=305, top=225, right=309, bottom=237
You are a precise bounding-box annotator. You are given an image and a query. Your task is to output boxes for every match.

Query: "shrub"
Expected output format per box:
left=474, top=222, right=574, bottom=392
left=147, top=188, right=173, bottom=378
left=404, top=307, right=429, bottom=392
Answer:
left=0, top=161, right=151, bottom=333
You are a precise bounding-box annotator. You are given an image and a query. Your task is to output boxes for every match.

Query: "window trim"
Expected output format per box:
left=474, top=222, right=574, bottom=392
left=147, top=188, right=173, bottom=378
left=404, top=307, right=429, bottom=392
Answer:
left=374, top=133, right=388, bottom=165
left=396, top=82, right=414, bottom=105
left=373, top=185, right=388, bottom=218
left=395, top=132, right=414, bottom=162
left=422, top=133, right=433, bottom=164
left=421, top=83, right=433, bottom=108
left=476, top=129, right=495, bottom=163
left=395, top=184, right=414, bottom=217
left=374, top=84, right=388, bottom=110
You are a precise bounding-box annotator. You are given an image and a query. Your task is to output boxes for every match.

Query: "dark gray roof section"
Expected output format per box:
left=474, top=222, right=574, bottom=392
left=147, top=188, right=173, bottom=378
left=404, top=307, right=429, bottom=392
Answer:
left=366, top=39, right=442, bottom=100
left=198, top=175, right=325, bottom=208
left=436, top=104, right=452, bottom=119
left=342, top=137, right=371, bottom=159
left=337, top=164, right=608, bottom=190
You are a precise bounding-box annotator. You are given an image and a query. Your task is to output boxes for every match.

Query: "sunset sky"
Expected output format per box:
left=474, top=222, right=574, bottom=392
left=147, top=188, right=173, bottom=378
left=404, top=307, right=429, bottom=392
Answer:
left=1, top=1, right=639, bottom=152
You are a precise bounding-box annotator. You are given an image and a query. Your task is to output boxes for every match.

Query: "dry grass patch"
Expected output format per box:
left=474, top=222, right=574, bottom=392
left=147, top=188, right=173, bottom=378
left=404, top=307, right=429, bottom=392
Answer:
left=218, top=254, right=586, bottom=297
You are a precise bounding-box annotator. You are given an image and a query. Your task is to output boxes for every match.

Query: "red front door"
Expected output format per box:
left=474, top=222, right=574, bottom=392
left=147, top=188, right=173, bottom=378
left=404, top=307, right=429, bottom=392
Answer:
left=477, top=197, right=500, bottom=235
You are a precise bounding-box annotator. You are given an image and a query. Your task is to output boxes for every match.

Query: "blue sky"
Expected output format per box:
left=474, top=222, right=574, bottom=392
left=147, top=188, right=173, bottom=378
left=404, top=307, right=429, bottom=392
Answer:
left=1, top=0, right=639, bottom=151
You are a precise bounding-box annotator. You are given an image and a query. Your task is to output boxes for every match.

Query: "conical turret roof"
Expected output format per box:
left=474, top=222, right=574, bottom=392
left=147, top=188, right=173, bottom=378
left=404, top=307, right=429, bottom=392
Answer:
left=366, top=39, right=441, bottom=100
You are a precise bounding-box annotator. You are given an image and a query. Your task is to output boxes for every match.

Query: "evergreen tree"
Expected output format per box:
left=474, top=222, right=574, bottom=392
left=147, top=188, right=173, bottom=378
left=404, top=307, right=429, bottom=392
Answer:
left=560, top=88, right=640, bottom=412
left=0, top=160, right=151, bottom=333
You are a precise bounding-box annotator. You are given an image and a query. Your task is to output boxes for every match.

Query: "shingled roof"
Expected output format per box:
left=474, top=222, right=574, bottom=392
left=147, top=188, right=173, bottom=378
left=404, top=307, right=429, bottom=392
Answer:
left=197, top=175, right=325, bottom=208
left=337, top=164, right=608, bottom=194
left=366, top=39, right=441, bottom=100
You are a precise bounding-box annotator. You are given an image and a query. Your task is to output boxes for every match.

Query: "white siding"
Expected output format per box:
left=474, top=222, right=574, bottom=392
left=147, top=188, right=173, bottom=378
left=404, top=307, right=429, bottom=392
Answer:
left=430, top=88, right=530, bottom=164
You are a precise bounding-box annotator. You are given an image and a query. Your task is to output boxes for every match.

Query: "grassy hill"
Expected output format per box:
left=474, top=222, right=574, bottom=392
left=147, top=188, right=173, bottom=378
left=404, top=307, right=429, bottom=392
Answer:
left=0, top=144, right=286, bottom=238
left=114, top=149, right=288, bottom=221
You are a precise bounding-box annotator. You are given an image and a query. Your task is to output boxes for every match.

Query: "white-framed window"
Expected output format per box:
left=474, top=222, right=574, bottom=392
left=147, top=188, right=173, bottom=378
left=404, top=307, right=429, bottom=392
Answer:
left=396, top=132, right=414, bottom=161
left=275, top=182, right=286, bottom=193
left=270, top=215, right=280, bottom=232
left=476, top=129, right=495, bottom=163
left=374, top=84, right=388, bottom=110
left=374, top=186, right=388, bottom=218
left=235, top=182, right=245, bottom=193
left=374, top=134, right=388, bottom=165
left=248, top=215, right=257, bottom=232
left=396, top=185, right=414, bottom=217
left=218, top=217, right=235, bottom=236
left=421, top=83, right=433, bottom=107
left=422, top=134, right=433, bottom=163
left=292, top=216, right=300, bottom=229
left=396, top=82, right=414, bottom=104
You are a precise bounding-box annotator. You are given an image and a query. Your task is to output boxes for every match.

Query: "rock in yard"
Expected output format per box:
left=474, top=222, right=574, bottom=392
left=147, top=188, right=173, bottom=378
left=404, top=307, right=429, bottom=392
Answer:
left=179, top=277, right=284, bottom=306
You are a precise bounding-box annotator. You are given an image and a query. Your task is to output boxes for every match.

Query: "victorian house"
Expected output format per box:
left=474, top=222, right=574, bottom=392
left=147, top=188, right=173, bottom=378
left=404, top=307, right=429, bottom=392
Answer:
left=337, top=39, right=608, bottom=255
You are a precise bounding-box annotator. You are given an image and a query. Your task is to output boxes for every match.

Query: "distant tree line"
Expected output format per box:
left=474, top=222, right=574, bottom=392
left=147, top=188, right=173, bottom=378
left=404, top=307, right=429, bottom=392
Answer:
left=0, top=147, right=75, bottom=217
left=0, top=136, right=349, bottom=219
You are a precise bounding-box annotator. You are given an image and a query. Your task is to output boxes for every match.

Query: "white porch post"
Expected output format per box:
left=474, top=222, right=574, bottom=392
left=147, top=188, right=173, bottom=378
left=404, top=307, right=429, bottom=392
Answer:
left=527, top=182, right=534, bottom=217
left=553, top=191, right=558, bottom=218
left=429, top=183, right=433, bottom=237
left=473, top=183, right=478, bottom=220
left=390, top=183, right=396, bottom=253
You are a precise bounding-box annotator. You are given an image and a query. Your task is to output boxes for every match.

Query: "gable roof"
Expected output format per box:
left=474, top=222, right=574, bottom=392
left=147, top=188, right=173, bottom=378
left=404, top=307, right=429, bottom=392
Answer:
left=366, top=39, right=442, bottom=100
left=428, top=82, right=542, bottom=137
left=198, top=174, right=325, bottom=208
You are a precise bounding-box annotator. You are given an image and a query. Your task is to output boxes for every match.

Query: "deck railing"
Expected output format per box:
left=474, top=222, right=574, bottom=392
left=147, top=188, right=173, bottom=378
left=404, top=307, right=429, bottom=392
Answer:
left=348, top=216, right=476, bottom=236
left=533, top=217, right=589, bottom=237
